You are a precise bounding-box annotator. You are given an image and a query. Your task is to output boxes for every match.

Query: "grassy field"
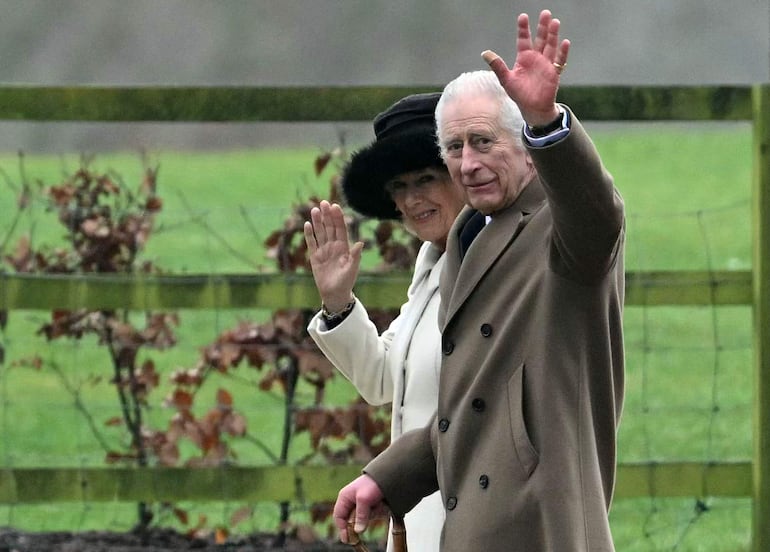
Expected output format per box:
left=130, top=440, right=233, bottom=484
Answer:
left=0, top=122, right=757, bottom=550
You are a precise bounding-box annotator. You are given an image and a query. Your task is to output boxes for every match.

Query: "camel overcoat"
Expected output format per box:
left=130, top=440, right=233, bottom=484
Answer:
left=364, top=109, right=626, bottom=551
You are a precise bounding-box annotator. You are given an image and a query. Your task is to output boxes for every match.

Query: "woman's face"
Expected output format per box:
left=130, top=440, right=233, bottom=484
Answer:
left=385, top=167, right=465, bottom=250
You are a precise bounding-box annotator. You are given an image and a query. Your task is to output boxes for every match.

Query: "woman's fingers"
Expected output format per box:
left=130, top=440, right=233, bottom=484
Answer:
left=302, top=220, right=317, bottom=254
left=350, top=241, right=364, bottom=266
left=307, top=201, right=354, bottom=260
left=310, top=204, right=327, bottom=245
left=328, top=202, right=348, bottom=244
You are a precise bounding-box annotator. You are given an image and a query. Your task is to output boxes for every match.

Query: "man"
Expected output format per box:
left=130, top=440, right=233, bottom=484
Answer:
left=333, top=9, right=625, bottom=550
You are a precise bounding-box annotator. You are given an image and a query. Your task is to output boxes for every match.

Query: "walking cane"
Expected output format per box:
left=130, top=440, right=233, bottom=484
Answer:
left=347, top=511, right=407, bottom=552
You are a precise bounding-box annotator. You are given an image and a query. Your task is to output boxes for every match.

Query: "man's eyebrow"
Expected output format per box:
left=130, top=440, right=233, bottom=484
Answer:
left=440, top=136, right=461, bottom=146
left=441, top=130, right=462, bottom=139
left=463, top=131, right=491, bottom=144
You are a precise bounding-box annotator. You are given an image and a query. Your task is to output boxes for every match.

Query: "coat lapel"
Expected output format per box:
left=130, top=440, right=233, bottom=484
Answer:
left=440, top=180, right=547, bottom=331
left=387, top=245, right=444, bottom=436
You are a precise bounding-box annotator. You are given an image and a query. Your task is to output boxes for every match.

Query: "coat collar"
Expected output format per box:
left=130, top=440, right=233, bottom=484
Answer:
left=410, top=242, right=444, bottom=291
left=439, top=178, right=547, bottom=329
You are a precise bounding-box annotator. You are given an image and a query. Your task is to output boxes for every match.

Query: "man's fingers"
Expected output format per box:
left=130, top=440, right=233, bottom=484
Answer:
left=516, top=12, right=532, bottom=52
left=333, top=475, right=385, bottom=544
left=481, top=49, right=501, bottom=66
left=533, top=10, right=550, bottom=52
left=554, top=39, right=570, bottom=67
left=334, top=516, right=350, bottom=544
left=353, top=502, right=371, bottom=534
left=481, top=50, right=509, bottom=82
left=333, top=494, right=355, bottom=543
left=542, top=17, right=561, bottom=60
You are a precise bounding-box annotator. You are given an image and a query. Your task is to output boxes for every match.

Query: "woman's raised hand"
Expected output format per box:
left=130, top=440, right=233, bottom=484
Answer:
left=303, top=200, right=364, bottom=312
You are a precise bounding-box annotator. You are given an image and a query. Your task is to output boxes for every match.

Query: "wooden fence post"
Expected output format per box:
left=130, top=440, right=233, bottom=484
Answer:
left=752, top=82, right=770, bottom=552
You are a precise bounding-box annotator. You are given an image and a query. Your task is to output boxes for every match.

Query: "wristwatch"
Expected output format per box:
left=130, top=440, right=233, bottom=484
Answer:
left=321, top=296, right=356, bottom=327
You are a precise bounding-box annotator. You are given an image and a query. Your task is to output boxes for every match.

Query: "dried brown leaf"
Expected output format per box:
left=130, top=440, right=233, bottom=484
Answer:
left=309, top=502, right=334, bottom=523
left=81, top=217, right=110, bottom=238
left=296, top=524, right=319, bottom=544
left=314, top=152, right=332, bottom=176
left=158, top=441, right=180, bottom=466
left=173, top=507, right=189, bottom=526
left=145, top=196, right=162, bottom=212
left=222, top=412, right=247, bottom=437
left=216, top=388, right=233, bottom=409
left=229, top=506, right=253, bottom=527
left=169, top=389, right=194, bottom=411
left=105, top=450, right=137, bottom=464
left=214, top=527, right=228, bottom=544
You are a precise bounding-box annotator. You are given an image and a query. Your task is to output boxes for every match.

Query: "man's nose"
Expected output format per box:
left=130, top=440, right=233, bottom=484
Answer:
left=460, top=147, right=480, bottom=175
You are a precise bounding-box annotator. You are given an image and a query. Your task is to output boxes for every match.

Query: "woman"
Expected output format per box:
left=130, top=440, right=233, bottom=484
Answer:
left=303, top=92, right=465, bottom=552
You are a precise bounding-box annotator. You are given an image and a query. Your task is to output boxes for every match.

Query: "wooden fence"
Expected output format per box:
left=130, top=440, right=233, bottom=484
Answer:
left=0, top=83, right=767, bottom=550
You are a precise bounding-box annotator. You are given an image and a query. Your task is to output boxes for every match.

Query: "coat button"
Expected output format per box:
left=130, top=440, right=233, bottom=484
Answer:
left=438, top=418, right=450, bottom=432
left=480, top=323, right=493, bottom=337
left=479, top=474, right=489, bottom=489
left=472, top=398, right=485, bottom=412
left=442, top=337, right=454, bottom=355
left=446, top=496, right=457, bottom=510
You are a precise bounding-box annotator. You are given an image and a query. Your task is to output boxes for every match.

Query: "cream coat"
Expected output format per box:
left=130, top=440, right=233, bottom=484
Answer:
left=365, top=110, right=626, bottom=551
left=308, top=241, right=446, bottom=551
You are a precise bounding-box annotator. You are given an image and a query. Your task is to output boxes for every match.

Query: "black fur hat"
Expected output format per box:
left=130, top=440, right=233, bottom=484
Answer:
left=342, top=92, right=444, bottom=220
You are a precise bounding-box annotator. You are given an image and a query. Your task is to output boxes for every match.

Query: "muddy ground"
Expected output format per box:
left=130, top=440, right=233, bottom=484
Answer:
left=0, top=528, right=385, bottom=552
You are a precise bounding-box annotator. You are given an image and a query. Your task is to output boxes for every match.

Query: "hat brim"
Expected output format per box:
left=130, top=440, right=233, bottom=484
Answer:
left=342, top=127, right=446, bottom=220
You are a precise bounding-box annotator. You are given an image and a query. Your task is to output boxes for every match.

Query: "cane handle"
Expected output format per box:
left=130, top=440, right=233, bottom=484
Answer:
left=346, top=511, right=368, bottom=552
left=346, top=511, right=408, bottom=552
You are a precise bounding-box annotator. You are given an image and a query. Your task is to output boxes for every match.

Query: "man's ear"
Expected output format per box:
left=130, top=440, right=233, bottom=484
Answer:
left=524, top=151, right=535, bottom=171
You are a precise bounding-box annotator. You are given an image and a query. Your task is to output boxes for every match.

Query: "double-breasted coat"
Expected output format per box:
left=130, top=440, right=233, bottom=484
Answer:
left=308, top=241, right=446, bottom=551
left=364, top=109, right=626, bottom=551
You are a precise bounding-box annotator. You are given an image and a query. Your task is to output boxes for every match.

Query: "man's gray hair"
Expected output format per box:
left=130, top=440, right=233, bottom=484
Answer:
left=435, top=70, right=525, bottom=158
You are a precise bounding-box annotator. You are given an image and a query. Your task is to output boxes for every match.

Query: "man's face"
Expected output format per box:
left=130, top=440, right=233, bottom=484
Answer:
left=440, top=94, right=534, bottom=215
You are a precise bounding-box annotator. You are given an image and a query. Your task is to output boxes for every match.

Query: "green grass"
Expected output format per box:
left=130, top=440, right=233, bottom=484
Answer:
left=592, top=122, right=752, bottom=271
left=0, top=123, right=757, bottom=549
left=0, top=148, right=337, bottom=273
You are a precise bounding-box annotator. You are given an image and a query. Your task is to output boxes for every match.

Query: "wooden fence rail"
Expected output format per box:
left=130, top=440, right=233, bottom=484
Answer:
left=751, top=83, right=770, bottom=552
left=0, top=270, right=755, bottom=310
left=0, top=462, right=753, bottom=504
left=0, top=85, right=752, bottom=122
left=0, top=83, right=767, bottom=550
